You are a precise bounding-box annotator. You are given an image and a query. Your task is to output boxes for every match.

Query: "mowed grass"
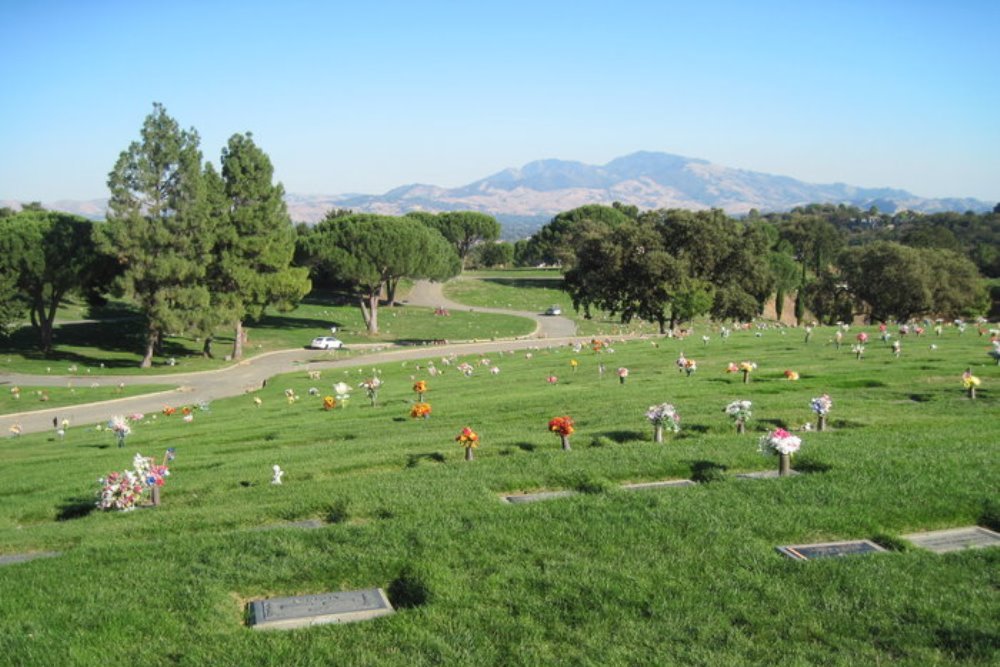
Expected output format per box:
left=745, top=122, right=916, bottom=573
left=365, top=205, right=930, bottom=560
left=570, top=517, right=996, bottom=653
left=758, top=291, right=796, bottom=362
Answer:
left=446, top=271, right=663, bottom=336
left=0, top=293, right=534, bottom=376
left=0, top=326, right=998, bottom=665
left=0, top=383, right=173, bottom=417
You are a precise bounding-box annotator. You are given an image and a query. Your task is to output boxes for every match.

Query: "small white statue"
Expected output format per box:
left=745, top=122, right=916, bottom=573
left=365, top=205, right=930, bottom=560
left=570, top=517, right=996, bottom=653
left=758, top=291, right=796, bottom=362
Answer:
left=271, top=465, right=284, bottom=485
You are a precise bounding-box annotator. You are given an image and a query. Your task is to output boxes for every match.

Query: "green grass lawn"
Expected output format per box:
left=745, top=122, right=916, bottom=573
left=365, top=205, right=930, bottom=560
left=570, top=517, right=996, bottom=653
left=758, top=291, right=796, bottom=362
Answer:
left=0, top=324, right=997, bottom=665
left=0, top=291, right=534, bottom=376
left=0, top=383, right=173, bottom=417
left=447, top=271, right=664, bottom=336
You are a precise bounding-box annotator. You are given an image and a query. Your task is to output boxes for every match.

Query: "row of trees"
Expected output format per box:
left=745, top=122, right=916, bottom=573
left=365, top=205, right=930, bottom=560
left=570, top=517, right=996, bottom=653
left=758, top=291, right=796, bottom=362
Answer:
left=524, top=203, right=989, bottom=328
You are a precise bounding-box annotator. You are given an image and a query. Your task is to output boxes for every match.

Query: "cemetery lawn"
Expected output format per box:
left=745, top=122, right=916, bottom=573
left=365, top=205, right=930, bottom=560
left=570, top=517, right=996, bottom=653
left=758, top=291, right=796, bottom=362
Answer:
left=0, top=294, right=534, bottom=376
left=0, top=326, right=997, bottom=665
left=0, top=384, right=173, bottom=416
left=446, top=270, right=663, bottom=337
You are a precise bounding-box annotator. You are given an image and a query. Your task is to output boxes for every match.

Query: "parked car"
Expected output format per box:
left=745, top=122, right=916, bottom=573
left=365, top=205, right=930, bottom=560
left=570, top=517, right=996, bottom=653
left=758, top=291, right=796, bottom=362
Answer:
left=544, top=305, right=562, bottom=316
left=310, top=336, right=344, bottom=350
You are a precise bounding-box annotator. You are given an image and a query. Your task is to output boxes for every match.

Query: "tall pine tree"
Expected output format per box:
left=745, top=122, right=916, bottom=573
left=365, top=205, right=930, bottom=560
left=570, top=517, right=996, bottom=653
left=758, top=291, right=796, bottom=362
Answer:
left=104, top=103, right=213, bottom=368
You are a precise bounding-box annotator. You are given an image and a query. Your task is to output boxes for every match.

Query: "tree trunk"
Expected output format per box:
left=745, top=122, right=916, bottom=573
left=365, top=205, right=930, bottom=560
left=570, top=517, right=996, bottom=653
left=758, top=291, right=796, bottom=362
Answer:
left=203, top=336, right=214, bottom=359
left=362, top=292, right=379, bottom=334
left=232, top=320, right=244, bottom=359
left=657, top=314, right=666, bottom=335
left=141, top=328, right=156, bottom=368
left=386, top=278, right=399, bottom=307
left=775, top=287, right=785, bottom=321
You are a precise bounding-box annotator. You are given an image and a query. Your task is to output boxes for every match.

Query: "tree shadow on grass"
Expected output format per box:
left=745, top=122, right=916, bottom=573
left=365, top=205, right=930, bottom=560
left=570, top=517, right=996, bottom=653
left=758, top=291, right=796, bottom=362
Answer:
left=56, top=498, right=95, bottom=521
left=481, top=277, right=565, bottom=290
left=514, top=442, right=537, bottom=452
left=603, top=429, right=645, bottom=443
left=687, top=460, right=728, bottom=484
left=758, top=418, right=789, bottom=429
left=793, top=458, right=832, bottom=474
left=406, top=452, right=446, bottom=468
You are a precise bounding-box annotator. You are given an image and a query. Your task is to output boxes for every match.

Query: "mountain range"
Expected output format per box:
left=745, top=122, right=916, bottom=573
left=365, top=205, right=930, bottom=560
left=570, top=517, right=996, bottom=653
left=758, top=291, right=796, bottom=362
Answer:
left=5, top=151, right=993, bottom=238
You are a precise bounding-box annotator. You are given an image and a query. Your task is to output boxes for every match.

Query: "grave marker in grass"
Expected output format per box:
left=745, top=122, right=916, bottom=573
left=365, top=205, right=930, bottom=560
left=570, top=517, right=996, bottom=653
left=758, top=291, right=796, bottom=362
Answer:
left=902, top=526, right=1000, bottom=553
left=776, top=540, right=886, bottom=560
left=249, top=588, right=394, bottom=630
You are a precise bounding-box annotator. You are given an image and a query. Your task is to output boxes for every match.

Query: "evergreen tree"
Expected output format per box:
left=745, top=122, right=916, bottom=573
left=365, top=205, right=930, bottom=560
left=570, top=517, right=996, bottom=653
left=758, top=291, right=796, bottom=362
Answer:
left=103, top=103, right=213, bottom=368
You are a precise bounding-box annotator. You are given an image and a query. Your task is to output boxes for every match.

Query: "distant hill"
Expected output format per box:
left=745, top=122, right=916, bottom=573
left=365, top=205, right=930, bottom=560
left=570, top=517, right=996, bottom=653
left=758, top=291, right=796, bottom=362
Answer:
left=5, top=151, right=993, bottom=239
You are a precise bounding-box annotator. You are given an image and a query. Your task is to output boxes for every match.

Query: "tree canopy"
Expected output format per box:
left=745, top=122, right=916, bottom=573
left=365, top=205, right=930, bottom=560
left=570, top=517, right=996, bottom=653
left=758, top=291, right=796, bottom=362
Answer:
left=301, top=214, right=460, bottom=333
left=407, top=211, right=500, bottom=269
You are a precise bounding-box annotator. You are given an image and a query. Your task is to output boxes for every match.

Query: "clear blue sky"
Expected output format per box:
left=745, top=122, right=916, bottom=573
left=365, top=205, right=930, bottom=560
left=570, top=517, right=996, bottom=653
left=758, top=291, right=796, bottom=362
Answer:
left=2, top=0, right=998, bottom=203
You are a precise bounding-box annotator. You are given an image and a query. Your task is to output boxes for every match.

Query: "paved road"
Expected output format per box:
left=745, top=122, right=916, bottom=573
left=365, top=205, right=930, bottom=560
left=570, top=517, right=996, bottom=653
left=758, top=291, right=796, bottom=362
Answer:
left=2, top=281, right=585, bottom=435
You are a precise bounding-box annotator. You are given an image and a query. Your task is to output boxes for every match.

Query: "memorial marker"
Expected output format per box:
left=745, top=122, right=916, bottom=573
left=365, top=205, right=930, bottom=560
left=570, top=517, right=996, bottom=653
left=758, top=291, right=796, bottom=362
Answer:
left=737, top=469, right=801, bottom=479
left=249, top=588, right=394, bottom=630
left=776, top=540, right=886, bottom=560
left=902, top=526, right=1000, bottom=554
left=0, top=551, right=62, bottom=567
left=503, top=490, right=576, bottom=504
left=621, top=479, right=696, bottom=491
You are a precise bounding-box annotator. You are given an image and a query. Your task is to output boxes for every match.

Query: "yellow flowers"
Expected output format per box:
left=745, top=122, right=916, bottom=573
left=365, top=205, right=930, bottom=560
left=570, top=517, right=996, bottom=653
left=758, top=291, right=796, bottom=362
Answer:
left=410, top=402, right=431, bottom=419
left=784, top=370, right=800, bottom=381
left=455, top=427, right=479, bottom=447
left=323, top=396, right=336, bottom=410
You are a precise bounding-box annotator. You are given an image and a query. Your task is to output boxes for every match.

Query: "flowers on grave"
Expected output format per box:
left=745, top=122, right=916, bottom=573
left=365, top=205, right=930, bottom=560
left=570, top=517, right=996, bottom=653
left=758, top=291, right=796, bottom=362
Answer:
left=410, top=402, right=432, bottom=419
left=724, top=400, right=753, bottom=433
left=810, top=394, right=833, bottom=416
left=490, top=365, right=500, bottom=375
left=988, top=342, right=1000, bottom=365
left=682, top=359, right=697, bottom=377
left=548, top=415, right=575, bottom=451
left=271, top=465, right=284, bottom=485
left=96, top=470, right=144, bottom=511
left=333, top=382, right=352, bottom=406
left=162, top=406, right=176, bottom=416
left=129, top=413, right=144, bottom=422
left=852, top=344, right=865, bottom=360
left=857, top=332, right=869, bottom=344
left=323, top=396, right=336, bottom=410
left=892, top=340, right=901, bottom=357
left=728, top=361, right=756, bottom=383
left=9, top=423, right=22, bottom=437
left=182, top=413, right=193, bottom=423
left=646, top=403, right=680, bottom=442
left=284, top=389, right=299, bottom=404
left=108, top=415, right=131, bottom=448
left=10, top=386, right=19, bottom=399
left=359, top=377, right=382, bottom=406
left=133, top=452, right=170, bottom=488
left=308, top=387, right=319, bottom=396
left=253, top=396, right=262, bottom=407
left=413, top=380, right=427, bottom=401
left=546, top=375, right=558, bottom=384
left=308, top=370, right=321, bottom=380
left=784, top=370, right=800, bottom=381
left=457, top=362, right=474, bottom=376
left=617, top=367, right=629, bottom=384
left=758, top=428, right=803, bottom=476
left=455, top=426, right=479, bottom=460
left=962, top=370, right=981, bottom=398
left=570, top=359, right=579, bottom=371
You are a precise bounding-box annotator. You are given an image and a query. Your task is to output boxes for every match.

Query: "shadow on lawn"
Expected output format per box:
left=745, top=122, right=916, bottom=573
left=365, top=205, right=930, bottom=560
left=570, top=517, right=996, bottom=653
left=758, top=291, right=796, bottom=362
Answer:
left=56, top=498, right=95, bottom=521
left=481, top=277, right=565, bottom=290
left=688, top=460, right=728, bottom=484
left=406, top=452, right=446, bottom=468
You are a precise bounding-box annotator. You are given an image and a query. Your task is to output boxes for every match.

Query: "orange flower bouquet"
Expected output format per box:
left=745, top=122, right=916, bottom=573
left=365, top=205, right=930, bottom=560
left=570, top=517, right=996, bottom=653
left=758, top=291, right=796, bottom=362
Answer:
left=548, top=416, right=575, bottom=450
left=410, top=402, right=431, bottom=419
left=455, top=426, right=479, bottom=461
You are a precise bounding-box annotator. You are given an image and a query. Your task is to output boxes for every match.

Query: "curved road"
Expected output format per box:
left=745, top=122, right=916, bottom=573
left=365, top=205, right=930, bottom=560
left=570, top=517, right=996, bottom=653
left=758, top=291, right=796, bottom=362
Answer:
left=2, top=281, right=583, bottom=435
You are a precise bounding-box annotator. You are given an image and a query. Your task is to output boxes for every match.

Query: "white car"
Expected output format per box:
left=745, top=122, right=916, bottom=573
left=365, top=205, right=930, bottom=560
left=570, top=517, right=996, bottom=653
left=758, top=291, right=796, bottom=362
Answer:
left=545, top=305, right=562, bottom=316
left=310, top=336, right=344, bottom=350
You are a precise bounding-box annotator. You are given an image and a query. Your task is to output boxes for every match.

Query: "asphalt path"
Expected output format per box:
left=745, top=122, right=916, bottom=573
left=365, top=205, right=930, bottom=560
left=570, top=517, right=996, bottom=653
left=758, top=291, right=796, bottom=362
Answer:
left=2, top=281, right=585, bottom=435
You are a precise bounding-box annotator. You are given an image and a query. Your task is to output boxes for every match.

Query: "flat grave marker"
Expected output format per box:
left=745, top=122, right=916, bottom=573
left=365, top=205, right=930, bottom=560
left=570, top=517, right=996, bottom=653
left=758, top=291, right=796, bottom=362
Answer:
left=503, top=490, right=576, bottom=504
left=249, top=587, right=394, bottom=630
left=0, top=551, right=62, bottom=567
left=621, top=479, right=696, bottom=491
left=737, top=469, right=801, bottom=479
left=776, top=540, right=886, bottom=561
left=253, top=519, right=326, bottom=532
left=902, top=526, right=1000, bottom=554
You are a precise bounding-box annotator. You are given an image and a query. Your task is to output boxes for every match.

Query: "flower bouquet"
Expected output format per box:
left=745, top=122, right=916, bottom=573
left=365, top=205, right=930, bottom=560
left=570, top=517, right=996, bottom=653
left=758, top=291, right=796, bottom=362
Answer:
left=323, top=395, right=336, bottom=410
left=784, top=370, right=799, bottom=381
left=758, top=428, right=802, bottom=476
left=682, top=359, right=697, bottom=377
left=728, top=361, right=756, bottom=384
left=333, top=382, right=351, bottom=407
left=108, top=415, right=131, bottom=448
left=410, top=402, right=432, bottom=419
left=962, top=370, right=981, bottom=399
left=455, top=426, right=479, bottom=461
left=413, top=380, right=427, bottom=401
left=548, top=416, right=575, bottom=450
left=97, top=470, right=144, bottom=511
left=359, top=377, right=382, bottom=406
left=810, top=394, right=832, bottom=431
left=617, top=367, right=629, bottom=384
left=646, top=403, right=680, bottom=443
left=724, top=400, right=752, bottom=434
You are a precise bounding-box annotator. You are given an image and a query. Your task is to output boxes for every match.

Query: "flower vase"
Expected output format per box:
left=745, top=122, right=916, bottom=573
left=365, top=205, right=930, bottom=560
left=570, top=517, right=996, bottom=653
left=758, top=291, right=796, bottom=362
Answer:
left=742, top=370, right=750, bottom=384
left=619, top=376, right=626, bottom=385
left=151, top=486, right=160, bottom=507
left=818, top=415, right=827, bottom=432
left=968, top=387, right=976, bottom=400
left=465, top=447, right=474, bottom=461
left=418, top=393, right=424, bottom=402
left=779, top=453, right=791, bottom=477
left=737, top=420, right=745, bottom=435
left=653, top=424, right=664, bottom=443
left=561, top=435, right=571, bottom=451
